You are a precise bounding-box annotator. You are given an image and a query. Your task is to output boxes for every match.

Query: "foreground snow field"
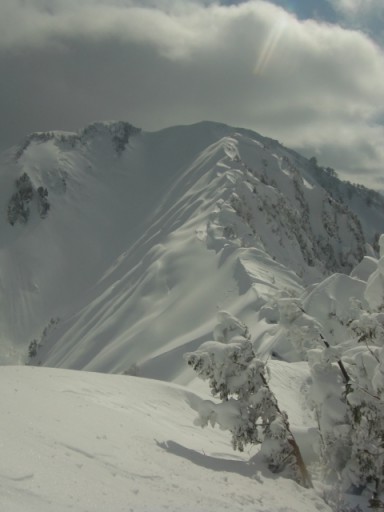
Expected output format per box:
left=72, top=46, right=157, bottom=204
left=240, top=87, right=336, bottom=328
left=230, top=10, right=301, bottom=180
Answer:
left=0, top=366, right=329, bottom=512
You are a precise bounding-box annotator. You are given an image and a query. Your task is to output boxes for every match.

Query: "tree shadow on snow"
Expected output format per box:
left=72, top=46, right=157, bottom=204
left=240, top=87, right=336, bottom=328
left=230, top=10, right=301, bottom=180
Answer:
left=156, top=439, right=278, bottom=482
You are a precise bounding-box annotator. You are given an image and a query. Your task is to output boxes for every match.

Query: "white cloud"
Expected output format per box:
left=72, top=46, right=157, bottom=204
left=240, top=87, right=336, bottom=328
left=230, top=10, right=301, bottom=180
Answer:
left=330, top=0, right=383, bottom=16
left=327, top=0, right=384, bottom=44
left=1, top=0, right=384, bottom=187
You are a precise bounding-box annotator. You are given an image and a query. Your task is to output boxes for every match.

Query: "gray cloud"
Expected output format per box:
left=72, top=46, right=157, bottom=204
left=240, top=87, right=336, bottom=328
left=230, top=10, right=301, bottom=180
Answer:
left=1, top=0, right=384, bottom=188
left=326, top=0, right=384, bottom=46
left=328, top=0, right=384, bottom=23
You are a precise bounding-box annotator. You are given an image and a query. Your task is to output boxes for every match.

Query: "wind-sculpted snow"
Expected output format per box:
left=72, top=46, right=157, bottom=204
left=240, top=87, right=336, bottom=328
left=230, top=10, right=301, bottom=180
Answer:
left=0, top=366, right=329, bottom=512
left=0, top=120, right=377, bottom=374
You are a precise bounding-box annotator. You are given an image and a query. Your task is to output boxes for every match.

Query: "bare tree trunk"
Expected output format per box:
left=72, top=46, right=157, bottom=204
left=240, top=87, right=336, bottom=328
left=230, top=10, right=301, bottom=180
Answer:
left=260, top=373, right=313, bottom=488
left=287, top=437, right=313, bottom=488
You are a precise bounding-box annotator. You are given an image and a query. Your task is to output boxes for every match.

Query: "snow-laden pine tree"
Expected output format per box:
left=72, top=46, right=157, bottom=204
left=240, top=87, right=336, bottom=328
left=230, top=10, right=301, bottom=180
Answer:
left=287, top=235, right=384, bottom=508
left=308, top=318, right=384, bottom=508
left=342, top=268, right=384, bottom=506
left=185, top=311, right=312, bottom=488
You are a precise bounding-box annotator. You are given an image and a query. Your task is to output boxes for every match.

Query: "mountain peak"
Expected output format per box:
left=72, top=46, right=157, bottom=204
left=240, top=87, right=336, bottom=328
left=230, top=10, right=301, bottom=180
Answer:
left=1, top=120, right=383, bottom=374
left=79, top=120, right=141, bottom=148
left=14, top=120, right=141, bottom=160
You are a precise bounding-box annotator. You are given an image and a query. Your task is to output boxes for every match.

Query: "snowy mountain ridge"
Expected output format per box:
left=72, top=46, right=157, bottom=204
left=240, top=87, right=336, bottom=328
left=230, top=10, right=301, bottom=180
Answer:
left=14, top=121, right=141, bottom=160
left=0, top=120, right=382, bottom=373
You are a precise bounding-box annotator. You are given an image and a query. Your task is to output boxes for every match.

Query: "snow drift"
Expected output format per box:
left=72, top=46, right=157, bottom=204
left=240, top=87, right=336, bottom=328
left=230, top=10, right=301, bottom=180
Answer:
left=0, top=365, right=328, bottom=512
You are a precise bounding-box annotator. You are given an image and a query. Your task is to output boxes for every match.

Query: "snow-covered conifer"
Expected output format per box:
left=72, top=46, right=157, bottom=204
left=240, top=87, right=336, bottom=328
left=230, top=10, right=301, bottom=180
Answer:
left=185, top=312, right=312, bottom=488
left=305, top=245, right=384, bottom=507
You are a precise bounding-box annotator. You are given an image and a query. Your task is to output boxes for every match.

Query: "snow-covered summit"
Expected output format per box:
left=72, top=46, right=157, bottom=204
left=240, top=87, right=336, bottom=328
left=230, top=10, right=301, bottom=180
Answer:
left=13, top=120, right=141, bottom=159
left=0, top=120, right=381, bottom=374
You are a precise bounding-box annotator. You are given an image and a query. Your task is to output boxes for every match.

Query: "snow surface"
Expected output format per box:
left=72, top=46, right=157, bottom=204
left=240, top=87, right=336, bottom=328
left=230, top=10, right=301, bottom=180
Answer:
left=1, top=120, right=384, bottom=511
left=0, top=366, right=329, bottom=512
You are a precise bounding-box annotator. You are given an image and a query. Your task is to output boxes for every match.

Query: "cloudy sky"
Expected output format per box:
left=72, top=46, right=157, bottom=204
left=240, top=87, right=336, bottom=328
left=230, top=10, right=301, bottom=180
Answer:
left=1, top=0, right=384, bottom=188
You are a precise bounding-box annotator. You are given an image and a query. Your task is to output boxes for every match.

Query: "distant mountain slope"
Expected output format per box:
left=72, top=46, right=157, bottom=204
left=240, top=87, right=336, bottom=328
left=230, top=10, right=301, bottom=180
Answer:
left=0, top=120, right=381, bottom=373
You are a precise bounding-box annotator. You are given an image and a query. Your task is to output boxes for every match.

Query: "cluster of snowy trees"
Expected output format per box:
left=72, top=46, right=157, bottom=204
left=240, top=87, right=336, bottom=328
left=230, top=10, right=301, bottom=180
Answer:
left=308, top=258, right=384, bottom=507
left=309, top=154, right=384, bottom=214
left=209, top=152, right=365, bottom=283
left=7, top=173, right=34, bottom=225
left=186, top=236, right=384, bottom=509
left=7, top=172, right=50, bottom=225
left=80, top=121, right=141, bottom=154
left=27, top=317, right=60, bottom=364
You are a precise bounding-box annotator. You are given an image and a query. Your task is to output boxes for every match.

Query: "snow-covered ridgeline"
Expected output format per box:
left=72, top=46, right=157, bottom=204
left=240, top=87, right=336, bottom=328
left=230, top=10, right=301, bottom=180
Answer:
left=0, top=120, right=379, bottom=373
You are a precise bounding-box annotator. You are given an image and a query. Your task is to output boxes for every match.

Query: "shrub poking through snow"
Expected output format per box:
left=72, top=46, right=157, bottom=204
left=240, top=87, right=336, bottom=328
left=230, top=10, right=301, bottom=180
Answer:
left=185, top=311, right=312, bottom=488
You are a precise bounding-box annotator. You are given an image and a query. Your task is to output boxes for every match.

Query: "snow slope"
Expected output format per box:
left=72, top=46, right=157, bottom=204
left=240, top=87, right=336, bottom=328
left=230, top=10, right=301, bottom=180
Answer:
left=2, top=120, right=384, bottom=511
left=0, top=365, right=329, bottom=512
left=0, top=120, right=378, bottom=375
